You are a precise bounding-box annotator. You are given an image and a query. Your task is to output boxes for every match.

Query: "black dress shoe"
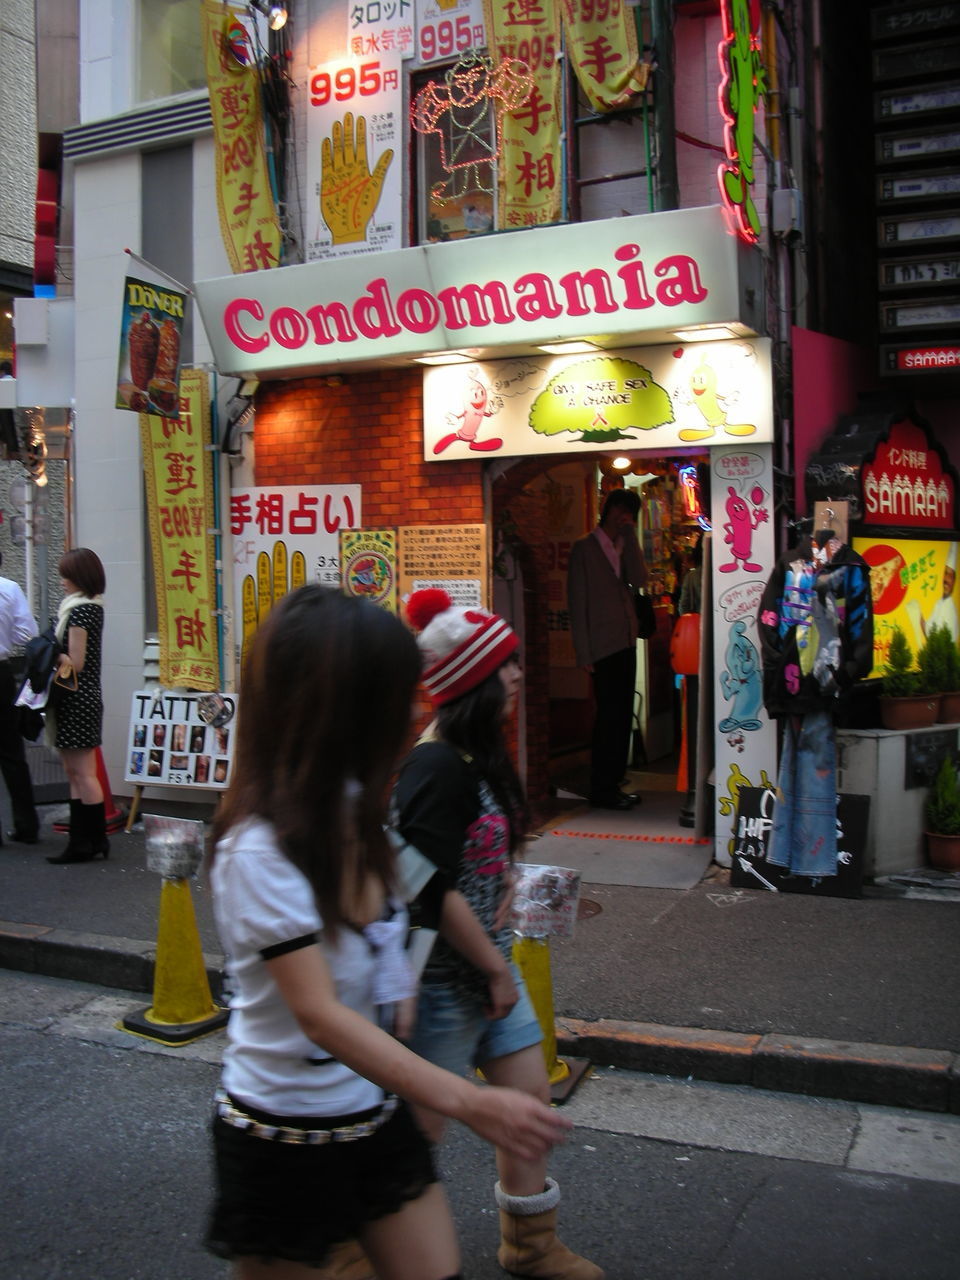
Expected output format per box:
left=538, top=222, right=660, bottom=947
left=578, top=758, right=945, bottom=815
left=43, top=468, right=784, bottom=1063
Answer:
left=590, top=792, right=635, bottom=811
left=7, top=829, right=39, bottom=845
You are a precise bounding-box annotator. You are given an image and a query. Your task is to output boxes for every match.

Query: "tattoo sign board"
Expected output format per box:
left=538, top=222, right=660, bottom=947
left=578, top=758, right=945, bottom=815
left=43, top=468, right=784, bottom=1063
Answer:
left=730, top=786, right=868, bottom=899
left=125, top=689, right=238, bottom=791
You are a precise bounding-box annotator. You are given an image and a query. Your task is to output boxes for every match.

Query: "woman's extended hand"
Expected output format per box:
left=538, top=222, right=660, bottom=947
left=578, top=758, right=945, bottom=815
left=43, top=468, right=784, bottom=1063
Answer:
left=463, top=1085, right=570, bottom=1162
left=56, top=655, right=74, bottom=679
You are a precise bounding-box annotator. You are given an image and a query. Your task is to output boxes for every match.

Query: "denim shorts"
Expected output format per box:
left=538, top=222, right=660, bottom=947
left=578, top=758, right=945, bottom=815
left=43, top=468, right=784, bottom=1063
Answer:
left=409, top=963, right=543, bottom=1077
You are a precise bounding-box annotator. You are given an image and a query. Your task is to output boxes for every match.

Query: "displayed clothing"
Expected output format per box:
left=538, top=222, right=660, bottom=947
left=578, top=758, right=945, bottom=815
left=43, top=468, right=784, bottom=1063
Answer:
left=758, top=536, right=872, bottom=878
left=758, top=537, right=873, bottom=718
left=766, top=710, right=838, bottom=877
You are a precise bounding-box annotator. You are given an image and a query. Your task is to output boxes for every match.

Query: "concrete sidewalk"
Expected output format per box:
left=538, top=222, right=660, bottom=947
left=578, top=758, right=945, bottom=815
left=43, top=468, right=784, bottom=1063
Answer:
left=1, top=802, right=959, bottom=1116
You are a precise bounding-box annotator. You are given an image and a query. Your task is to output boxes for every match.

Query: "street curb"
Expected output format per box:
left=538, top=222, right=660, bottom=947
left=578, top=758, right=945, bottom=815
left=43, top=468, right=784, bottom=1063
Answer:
left=556, top=1017, right=960, bottom=1116
left=3, top=925, right=957, bottom=1117
left=0, top=923, right=224, bottom=1002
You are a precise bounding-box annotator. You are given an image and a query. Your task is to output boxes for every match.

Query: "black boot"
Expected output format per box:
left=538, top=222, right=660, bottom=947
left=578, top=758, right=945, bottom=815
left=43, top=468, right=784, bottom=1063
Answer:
left=46, top=799, right=99, bottom=864
left=83, top=801, right=110, bottom=859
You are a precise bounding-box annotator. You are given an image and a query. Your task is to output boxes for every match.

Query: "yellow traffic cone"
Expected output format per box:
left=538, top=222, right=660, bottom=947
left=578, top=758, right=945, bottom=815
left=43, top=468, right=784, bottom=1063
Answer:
left=512, top=936, right=591, bottom=1103
left=120, top=877, right=228, bottom=1046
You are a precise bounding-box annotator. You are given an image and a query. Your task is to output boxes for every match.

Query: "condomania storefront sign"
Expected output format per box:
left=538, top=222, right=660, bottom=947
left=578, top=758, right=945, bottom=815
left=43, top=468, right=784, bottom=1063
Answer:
left=194, top=206, right=754, bottom=377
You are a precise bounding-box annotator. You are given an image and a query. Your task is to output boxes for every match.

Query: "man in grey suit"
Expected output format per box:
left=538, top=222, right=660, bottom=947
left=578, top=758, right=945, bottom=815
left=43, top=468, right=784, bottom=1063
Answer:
left=568, top=487, right=648, bottom=810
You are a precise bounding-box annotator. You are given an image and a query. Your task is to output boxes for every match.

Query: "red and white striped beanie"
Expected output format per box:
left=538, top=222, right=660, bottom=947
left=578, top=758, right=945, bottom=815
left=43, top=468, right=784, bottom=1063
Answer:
left=405, top=588, right=518, bottom=706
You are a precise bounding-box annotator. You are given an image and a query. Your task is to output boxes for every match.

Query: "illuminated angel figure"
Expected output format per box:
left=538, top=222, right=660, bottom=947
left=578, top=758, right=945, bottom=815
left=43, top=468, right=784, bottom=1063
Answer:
left=412, top=51, right=533, bottom=204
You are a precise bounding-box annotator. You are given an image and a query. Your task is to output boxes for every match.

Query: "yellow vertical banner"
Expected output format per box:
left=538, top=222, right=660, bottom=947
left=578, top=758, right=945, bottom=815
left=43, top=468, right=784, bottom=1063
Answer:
left=140, top=368, right=220, bottom=691
left=483, top=0, right=562, bottom=228
left=560, top=0, right=648, bottom=112
left=202, top=0, right=283, bottom=273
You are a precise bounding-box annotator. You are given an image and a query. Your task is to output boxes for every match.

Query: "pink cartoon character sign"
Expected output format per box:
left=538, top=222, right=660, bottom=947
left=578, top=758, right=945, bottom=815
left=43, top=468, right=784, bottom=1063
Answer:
left=433, top=366, right=504, bottom=455
left=719, top=484, right=768, bottom=573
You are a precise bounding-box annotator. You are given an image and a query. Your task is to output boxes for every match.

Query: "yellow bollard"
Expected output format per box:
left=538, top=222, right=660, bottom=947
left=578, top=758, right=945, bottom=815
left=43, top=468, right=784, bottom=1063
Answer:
left=512, top=935, right=591, bottom=1104
left=119, top=877, right=228, bottom=1046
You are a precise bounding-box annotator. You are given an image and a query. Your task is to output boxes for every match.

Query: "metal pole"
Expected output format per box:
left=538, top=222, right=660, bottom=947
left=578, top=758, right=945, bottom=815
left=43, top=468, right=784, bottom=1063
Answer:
left=648, top=0, right=679, bottom=210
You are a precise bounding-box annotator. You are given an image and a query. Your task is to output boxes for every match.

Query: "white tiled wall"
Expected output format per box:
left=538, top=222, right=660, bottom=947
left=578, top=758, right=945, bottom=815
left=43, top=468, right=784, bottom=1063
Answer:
left=73, top=153, right=145, bottom=789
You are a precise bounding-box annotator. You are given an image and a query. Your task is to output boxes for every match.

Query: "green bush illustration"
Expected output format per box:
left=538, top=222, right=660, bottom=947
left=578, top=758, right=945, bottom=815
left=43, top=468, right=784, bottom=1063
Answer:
left=529, top=356, right=675, bottom=443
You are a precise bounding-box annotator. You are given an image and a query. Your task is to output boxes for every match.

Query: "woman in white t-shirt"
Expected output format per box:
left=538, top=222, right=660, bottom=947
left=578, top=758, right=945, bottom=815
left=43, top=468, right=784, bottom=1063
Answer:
left=205, top=586, right=568, bottom=1280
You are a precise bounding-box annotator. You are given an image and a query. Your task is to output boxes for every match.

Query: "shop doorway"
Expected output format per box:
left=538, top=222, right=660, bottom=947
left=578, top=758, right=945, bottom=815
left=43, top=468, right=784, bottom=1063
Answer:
left=489, top=449, right=711, bottom=825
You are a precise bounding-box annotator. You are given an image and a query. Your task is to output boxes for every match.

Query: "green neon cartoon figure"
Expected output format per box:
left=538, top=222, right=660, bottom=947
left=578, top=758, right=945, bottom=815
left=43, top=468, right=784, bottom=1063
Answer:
left=717, top=0, right=767, bottom=243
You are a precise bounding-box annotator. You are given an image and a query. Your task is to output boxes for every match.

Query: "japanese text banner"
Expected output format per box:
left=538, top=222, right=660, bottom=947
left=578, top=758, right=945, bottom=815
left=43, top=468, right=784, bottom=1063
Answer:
left=140, top=368, right=220, bottom=691
left=561, top=0, right=647, bottom=112
left=202, top=0, right=282, bottom=274
left=483, top=0, right=562, bottom=227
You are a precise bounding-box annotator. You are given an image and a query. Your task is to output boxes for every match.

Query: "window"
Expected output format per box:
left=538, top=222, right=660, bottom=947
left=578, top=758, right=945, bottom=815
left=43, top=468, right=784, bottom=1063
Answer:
left=138, top=0, right=207, bottom=104
left=412, top=62, right=499, bottom=244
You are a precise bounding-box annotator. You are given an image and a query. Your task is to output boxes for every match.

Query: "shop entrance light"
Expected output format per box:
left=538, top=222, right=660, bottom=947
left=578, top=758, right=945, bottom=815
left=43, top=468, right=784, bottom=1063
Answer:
left=249, top=1, right=288, bottom=30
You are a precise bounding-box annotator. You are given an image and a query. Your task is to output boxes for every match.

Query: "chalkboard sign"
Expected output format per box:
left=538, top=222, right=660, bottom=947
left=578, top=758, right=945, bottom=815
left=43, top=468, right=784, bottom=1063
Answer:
left=730, top=787, right=869, bottom=898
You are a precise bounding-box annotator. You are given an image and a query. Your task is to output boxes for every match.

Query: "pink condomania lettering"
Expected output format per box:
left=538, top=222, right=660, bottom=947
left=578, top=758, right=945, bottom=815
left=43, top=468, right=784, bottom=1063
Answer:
left=220, top=242, right=712, bottom=354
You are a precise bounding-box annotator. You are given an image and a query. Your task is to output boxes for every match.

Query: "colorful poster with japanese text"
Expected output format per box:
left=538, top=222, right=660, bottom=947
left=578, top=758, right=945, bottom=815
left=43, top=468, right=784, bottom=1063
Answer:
left=416, top=0, right=486, bottom=63
left=139, top=369, right=219, bottom=691
left=483, top=0, right=562, bottom=227
left=349, top=0, right=416, bottom=59
left=397, top=524, right=488, bottom=607
left=231, top=485, right=362, bottom=671
left=117, top=275, right=186, bottom=418
left=560, top=0, right=648, bottom=113
left=202, top=0, right=283, bottom=274
left=853, top=535, right=960, bottom=672
left=340, top=528, right=399, bottom=612
left=306, top=53, right=404, bottom=260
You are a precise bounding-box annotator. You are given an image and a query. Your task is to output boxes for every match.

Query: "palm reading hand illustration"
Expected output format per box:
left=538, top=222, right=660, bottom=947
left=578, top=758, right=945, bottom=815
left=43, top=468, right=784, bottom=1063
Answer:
left=321, top=112, right=394, bottom=245
left=240, top=542, right=306, bottom=671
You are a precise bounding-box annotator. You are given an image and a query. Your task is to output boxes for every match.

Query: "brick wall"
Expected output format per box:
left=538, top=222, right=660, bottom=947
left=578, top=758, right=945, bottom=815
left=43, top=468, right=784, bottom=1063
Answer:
left=254, top=368, right=484, bottom=524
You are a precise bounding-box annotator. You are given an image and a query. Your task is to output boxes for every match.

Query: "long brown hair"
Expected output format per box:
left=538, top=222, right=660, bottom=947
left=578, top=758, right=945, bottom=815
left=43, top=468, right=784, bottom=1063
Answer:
left=213, top=586, right=421, bottom=936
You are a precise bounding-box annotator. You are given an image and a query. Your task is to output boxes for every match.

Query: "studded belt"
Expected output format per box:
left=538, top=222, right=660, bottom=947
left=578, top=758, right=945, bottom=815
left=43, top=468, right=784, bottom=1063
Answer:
left=215, top=1088, right=398, bottom=1144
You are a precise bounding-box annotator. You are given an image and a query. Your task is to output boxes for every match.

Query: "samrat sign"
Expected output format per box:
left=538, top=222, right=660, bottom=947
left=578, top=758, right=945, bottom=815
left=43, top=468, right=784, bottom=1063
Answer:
left=231, top=485, right=361, bottom=669
left=140, top=368, right=219, bottom=691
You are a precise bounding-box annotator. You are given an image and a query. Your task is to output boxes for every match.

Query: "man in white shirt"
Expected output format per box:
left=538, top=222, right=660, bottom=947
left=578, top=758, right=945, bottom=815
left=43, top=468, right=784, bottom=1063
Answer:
left=0, top=553, right=40, bottom=843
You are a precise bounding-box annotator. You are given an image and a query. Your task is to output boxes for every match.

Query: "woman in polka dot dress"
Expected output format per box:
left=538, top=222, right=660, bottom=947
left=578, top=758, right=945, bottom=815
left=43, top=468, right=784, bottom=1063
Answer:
left=46, top=548, right=108, bottom=865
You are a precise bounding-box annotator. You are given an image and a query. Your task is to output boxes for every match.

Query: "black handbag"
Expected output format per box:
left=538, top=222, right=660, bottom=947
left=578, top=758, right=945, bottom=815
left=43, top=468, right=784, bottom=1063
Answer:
left=633, top=590, right=656, bottom=640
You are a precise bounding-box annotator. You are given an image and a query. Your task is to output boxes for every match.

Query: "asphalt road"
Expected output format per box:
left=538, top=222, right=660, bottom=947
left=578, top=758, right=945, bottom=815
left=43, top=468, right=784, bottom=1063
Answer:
left=2, top=970, right=960, bottom=1280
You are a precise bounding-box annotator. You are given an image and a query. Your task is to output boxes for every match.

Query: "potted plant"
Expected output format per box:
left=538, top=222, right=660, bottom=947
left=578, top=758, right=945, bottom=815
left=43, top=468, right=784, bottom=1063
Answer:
left=924, top=755, right=960, bottom=871
left=879, top=625, right=939, bottom=730
left=918, top=623, right=960, bottom=723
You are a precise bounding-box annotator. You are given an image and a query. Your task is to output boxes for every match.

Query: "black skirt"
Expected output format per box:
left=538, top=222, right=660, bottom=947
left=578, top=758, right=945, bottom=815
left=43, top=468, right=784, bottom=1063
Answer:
left=205, top=1097, right=437, bottom=1266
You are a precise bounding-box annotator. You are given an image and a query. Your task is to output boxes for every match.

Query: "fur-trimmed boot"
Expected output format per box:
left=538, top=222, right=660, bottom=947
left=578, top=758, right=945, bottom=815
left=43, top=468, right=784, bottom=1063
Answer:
left=495, top=1179, right=603, bottom=1279
left=317, top=1239, right=374, bottom=1280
